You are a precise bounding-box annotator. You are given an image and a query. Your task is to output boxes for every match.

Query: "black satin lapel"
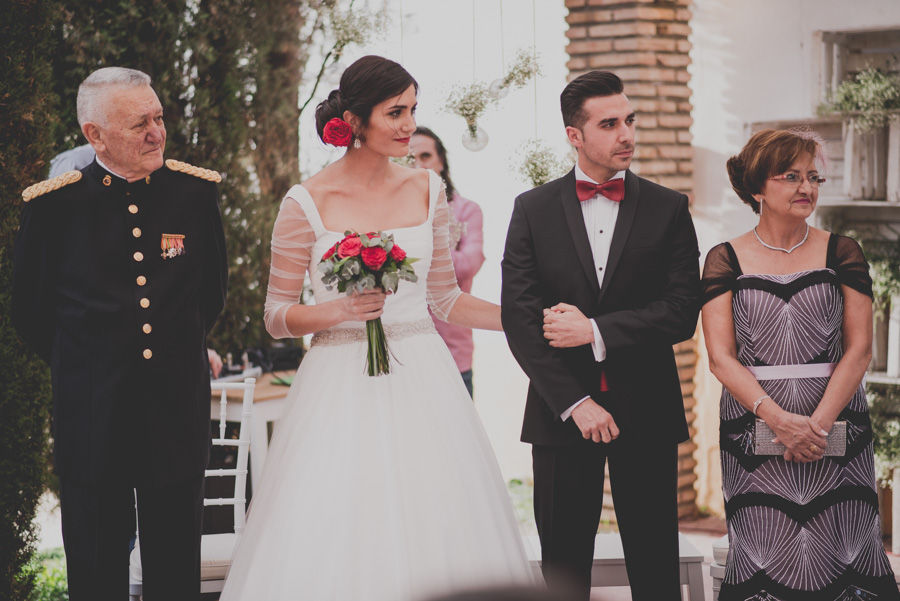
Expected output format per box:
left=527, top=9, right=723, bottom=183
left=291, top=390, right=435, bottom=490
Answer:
left=560, top=171, right=601, bottom=295
left=598, top=171, right=639, bottom=302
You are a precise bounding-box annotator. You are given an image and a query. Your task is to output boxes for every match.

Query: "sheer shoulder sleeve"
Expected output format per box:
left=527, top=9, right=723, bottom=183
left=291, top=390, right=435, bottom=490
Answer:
left=426, top=181, right=463, bottom=321
left=701, top=243, right=739, bottom=305
left=829, top=234, right=873, bottom=298
left=264, top=194, right=316, bottom=339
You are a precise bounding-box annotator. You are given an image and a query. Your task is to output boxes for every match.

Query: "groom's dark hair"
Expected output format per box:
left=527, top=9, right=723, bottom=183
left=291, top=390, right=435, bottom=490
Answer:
left=560, top=70, right=624, bottom=129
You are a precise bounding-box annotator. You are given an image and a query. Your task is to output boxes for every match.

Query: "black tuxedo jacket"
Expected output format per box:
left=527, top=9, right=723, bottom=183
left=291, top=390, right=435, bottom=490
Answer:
left=501, top=169, right=700, bottom=446
left=12, top=159, right=228, bottom=486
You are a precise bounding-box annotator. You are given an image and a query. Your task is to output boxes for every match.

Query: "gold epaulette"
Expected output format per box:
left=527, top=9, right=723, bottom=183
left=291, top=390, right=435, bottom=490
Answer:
left=22, top=170, right=83, bottom=202
left=165, top=159, right=222, bottom=183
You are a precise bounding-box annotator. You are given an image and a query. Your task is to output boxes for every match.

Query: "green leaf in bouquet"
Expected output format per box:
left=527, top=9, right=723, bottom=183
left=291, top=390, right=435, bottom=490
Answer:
left=405, top=257, right=420, bottom=265
left=382, top=271, right=400, bottom=292
left=321, top=273, right=339, bottom=289
left=384, top=239, right=394, bottom=253
left=340, top=259, right=361, bottom=279
left=317, top=259, right=334, bottom=273
left=400, top=272, right=418, bottom=283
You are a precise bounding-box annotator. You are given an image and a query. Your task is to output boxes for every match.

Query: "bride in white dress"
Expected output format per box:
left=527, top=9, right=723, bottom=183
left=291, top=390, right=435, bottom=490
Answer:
left=219, top=55, right=535, bottom=600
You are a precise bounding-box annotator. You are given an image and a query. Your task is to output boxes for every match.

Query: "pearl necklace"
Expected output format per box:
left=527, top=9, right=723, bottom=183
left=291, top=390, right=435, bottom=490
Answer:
left=754, top=223, right=809, bottom=254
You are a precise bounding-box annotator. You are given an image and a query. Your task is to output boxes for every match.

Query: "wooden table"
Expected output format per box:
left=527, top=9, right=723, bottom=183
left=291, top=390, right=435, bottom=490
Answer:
left=525, top=533, right=705, bottom=600
left=211, top=371, right=293, bottom=492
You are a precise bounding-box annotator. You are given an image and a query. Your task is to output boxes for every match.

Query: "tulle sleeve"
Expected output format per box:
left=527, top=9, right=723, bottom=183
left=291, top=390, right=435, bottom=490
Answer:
left=263, top=195, right=316, bottom=339
left=701, top=243, right=740, bottom=305
left=828, top=234, right=873, bottom=298
left=426, top=182, right=463, bottom=321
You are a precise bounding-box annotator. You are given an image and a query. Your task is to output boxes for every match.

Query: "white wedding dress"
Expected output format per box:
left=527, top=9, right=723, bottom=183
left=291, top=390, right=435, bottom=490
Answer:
left=219, top=170, right=535, bottom=600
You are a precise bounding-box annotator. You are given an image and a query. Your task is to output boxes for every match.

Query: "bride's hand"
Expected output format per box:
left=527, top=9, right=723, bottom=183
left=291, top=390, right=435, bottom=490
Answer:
left=335, top=288, right=387, bottom=322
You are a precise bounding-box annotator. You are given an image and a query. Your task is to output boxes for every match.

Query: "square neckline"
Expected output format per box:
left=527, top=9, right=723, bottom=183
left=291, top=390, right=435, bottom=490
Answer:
left=293, top=170, right=439, bottom=237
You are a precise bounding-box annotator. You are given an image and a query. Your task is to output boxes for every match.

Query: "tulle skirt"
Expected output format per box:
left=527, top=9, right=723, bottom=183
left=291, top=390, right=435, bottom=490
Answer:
left=220, top=327, right=536, bottom=601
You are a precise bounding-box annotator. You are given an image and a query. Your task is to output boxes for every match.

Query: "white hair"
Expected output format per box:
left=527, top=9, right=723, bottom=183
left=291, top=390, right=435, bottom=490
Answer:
left=76, top=67, right=152, bottom=127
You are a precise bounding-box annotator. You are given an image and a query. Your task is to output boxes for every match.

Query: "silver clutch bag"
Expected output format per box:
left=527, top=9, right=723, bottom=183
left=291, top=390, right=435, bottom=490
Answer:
left=754, top=419, right=847, bottom=456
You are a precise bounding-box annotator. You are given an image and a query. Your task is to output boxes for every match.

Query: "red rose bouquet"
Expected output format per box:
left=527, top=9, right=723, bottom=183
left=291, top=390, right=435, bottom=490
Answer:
left=318, top=231, right=419, bottom=376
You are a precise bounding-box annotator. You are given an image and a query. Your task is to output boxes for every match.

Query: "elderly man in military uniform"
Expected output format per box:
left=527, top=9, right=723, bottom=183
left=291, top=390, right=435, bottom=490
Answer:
left=12, top=67, right=227, bottom=601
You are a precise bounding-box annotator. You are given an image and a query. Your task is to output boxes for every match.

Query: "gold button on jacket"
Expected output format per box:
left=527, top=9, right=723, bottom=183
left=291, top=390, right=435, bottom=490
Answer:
left=11, top=159, right=228, bottom=487
left=133, top=251, right=144, bottom=262
left=142, top=323, right=152, bottom=334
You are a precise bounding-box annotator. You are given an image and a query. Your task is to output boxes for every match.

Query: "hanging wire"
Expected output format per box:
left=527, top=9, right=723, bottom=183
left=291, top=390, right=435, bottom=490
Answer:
left=472, top=0, right=477, bottom=82
left=398, top=0, right=405, bottom=63
left=382, top=0, right=390, bottom=56
left=532, top=0, right=538, bottom=139
left=499, top=0, right=506, bottom=73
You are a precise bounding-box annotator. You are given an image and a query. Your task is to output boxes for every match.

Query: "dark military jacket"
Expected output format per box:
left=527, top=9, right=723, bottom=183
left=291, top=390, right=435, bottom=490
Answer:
left=12, top=159, right=228, bottom=486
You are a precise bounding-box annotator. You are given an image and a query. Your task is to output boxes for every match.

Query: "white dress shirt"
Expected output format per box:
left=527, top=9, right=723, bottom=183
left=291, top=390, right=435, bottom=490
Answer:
left=560, top=164, right=626, bottom=421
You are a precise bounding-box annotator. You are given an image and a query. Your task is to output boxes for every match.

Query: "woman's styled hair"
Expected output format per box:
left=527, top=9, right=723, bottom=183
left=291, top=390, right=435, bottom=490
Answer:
left=315, top=55, right=419, bottom=143
left=726, top=128, right=826, bottom=214
left=413, top=126, right=456, bottom=199
left=559, top=70, right=624, bottom=129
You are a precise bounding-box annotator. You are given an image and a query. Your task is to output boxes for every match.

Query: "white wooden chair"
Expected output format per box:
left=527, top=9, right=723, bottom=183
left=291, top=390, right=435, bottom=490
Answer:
left=129, top=377, right=256, bottom=598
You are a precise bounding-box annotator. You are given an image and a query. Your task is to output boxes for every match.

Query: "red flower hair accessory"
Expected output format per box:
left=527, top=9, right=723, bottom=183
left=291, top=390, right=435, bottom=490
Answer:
left=323, top=118, right=353, bottom=147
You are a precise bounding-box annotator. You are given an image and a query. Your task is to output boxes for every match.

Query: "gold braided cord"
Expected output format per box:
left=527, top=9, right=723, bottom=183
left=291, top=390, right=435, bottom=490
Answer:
left=165, top=159, right=222, bottom=183
left=22, top=170, right=83, bottom=202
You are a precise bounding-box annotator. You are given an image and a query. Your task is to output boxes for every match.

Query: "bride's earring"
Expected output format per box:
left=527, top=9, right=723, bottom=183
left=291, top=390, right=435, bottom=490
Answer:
left=353, top=136, right=362, bottom=149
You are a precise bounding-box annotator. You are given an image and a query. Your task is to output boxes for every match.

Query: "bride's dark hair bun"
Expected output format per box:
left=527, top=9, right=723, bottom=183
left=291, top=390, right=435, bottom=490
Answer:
left=315, top=89, right=348, bottom=138
left=314, top=55, right=418, bottom=144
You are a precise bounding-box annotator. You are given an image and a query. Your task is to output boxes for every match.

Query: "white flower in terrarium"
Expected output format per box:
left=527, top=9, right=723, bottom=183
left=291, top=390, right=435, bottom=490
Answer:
left=462, top=125, right=489, bottom=152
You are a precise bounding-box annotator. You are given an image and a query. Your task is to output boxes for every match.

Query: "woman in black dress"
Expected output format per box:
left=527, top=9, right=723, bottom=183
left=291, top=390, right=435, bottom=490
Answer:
left=702, top=128, right=899, bottom=600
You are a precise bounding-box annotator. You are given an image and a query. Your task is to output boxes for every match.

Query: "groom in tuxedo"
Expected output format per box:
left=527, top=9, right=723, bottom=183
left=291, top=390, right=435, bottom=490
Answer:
left=501, top=70, right=701, bottom=600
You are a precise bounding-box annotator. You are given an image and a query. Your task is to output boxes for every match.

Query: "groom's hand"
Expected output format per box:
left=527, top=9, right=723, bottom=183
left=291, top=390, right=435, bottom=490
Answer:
left=543, top=303, right=594, bottom=348
left=571, top=399, right=620, bottom=443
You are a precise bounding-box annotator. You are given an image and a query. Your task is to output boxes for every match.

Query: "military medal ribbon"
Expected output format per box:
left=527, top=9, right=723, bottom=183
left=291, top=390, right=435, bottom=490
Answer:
left=161, top=234, right=186, bottom=259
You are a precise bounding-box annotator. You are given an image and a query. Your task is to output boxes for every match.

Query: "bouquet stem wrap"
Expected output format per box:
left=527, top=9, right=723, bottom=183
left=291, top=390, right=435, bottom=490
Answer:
left=365, top=317, right=390, bottom=376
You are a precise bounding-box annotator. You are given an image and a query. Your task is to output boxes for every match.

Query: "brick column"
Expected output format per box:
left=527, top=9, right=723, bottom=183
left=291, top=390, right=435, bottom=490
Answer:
left=566, top=0, right=699, bottom=520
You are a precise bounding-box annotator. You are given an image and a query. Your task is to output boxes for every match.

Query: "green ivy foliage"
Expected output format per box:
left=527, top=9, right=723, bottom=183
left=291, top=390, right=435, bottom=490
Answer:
left=821, top=68, right=900, bottom=135
left=49, top=0, right=289, bottom=355
left=0, top=2, right=58, bottom=599
left=2, top=2, right=375, bottom=596
left=28, top=548, right=68, bottom=601
left=866, top=384, right=900, bottom=486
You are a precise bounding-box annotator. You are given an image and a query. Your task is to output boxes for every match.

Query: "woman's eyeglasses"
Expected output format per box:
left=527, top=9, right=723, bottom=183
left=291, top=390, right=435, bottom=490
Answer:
left=769, top=173, right=826, bottom=187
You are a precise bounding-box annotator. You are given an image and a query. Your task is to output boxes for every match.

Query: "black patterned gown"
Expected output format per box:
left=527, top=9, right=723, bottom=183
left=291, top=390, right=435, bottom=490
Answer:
left=702, top=234, right=899, bottom=601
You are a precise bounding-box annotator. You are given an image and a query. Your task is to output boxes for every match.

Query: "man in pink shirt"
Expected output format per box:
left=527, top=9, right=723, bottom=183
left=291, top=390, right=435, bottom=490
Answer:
left=410, top=127, right=485, bottom=397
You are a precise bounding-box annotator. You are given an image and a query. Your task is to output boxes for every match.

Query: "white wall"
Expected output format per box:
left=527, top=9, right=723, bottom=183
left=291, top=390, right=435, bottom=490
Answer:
left=689, top=0, right=900, bottom=515
left=690, top=0, right=900, bottom=251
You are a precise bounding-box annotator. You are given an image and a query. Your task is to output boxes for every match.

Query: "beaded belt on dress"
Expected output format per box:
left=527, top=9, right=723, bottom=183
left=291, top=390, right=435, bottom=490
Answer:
left=311, top=318, right=437, bottom=347
left=746, top=362, right=837, bottom=380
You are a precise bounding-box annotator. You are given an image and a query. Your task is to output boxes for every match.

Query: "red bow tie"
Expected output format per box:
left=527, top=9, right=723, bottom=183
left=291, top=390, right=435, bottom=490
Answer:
left=576, top=178, right=624, bottom=202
